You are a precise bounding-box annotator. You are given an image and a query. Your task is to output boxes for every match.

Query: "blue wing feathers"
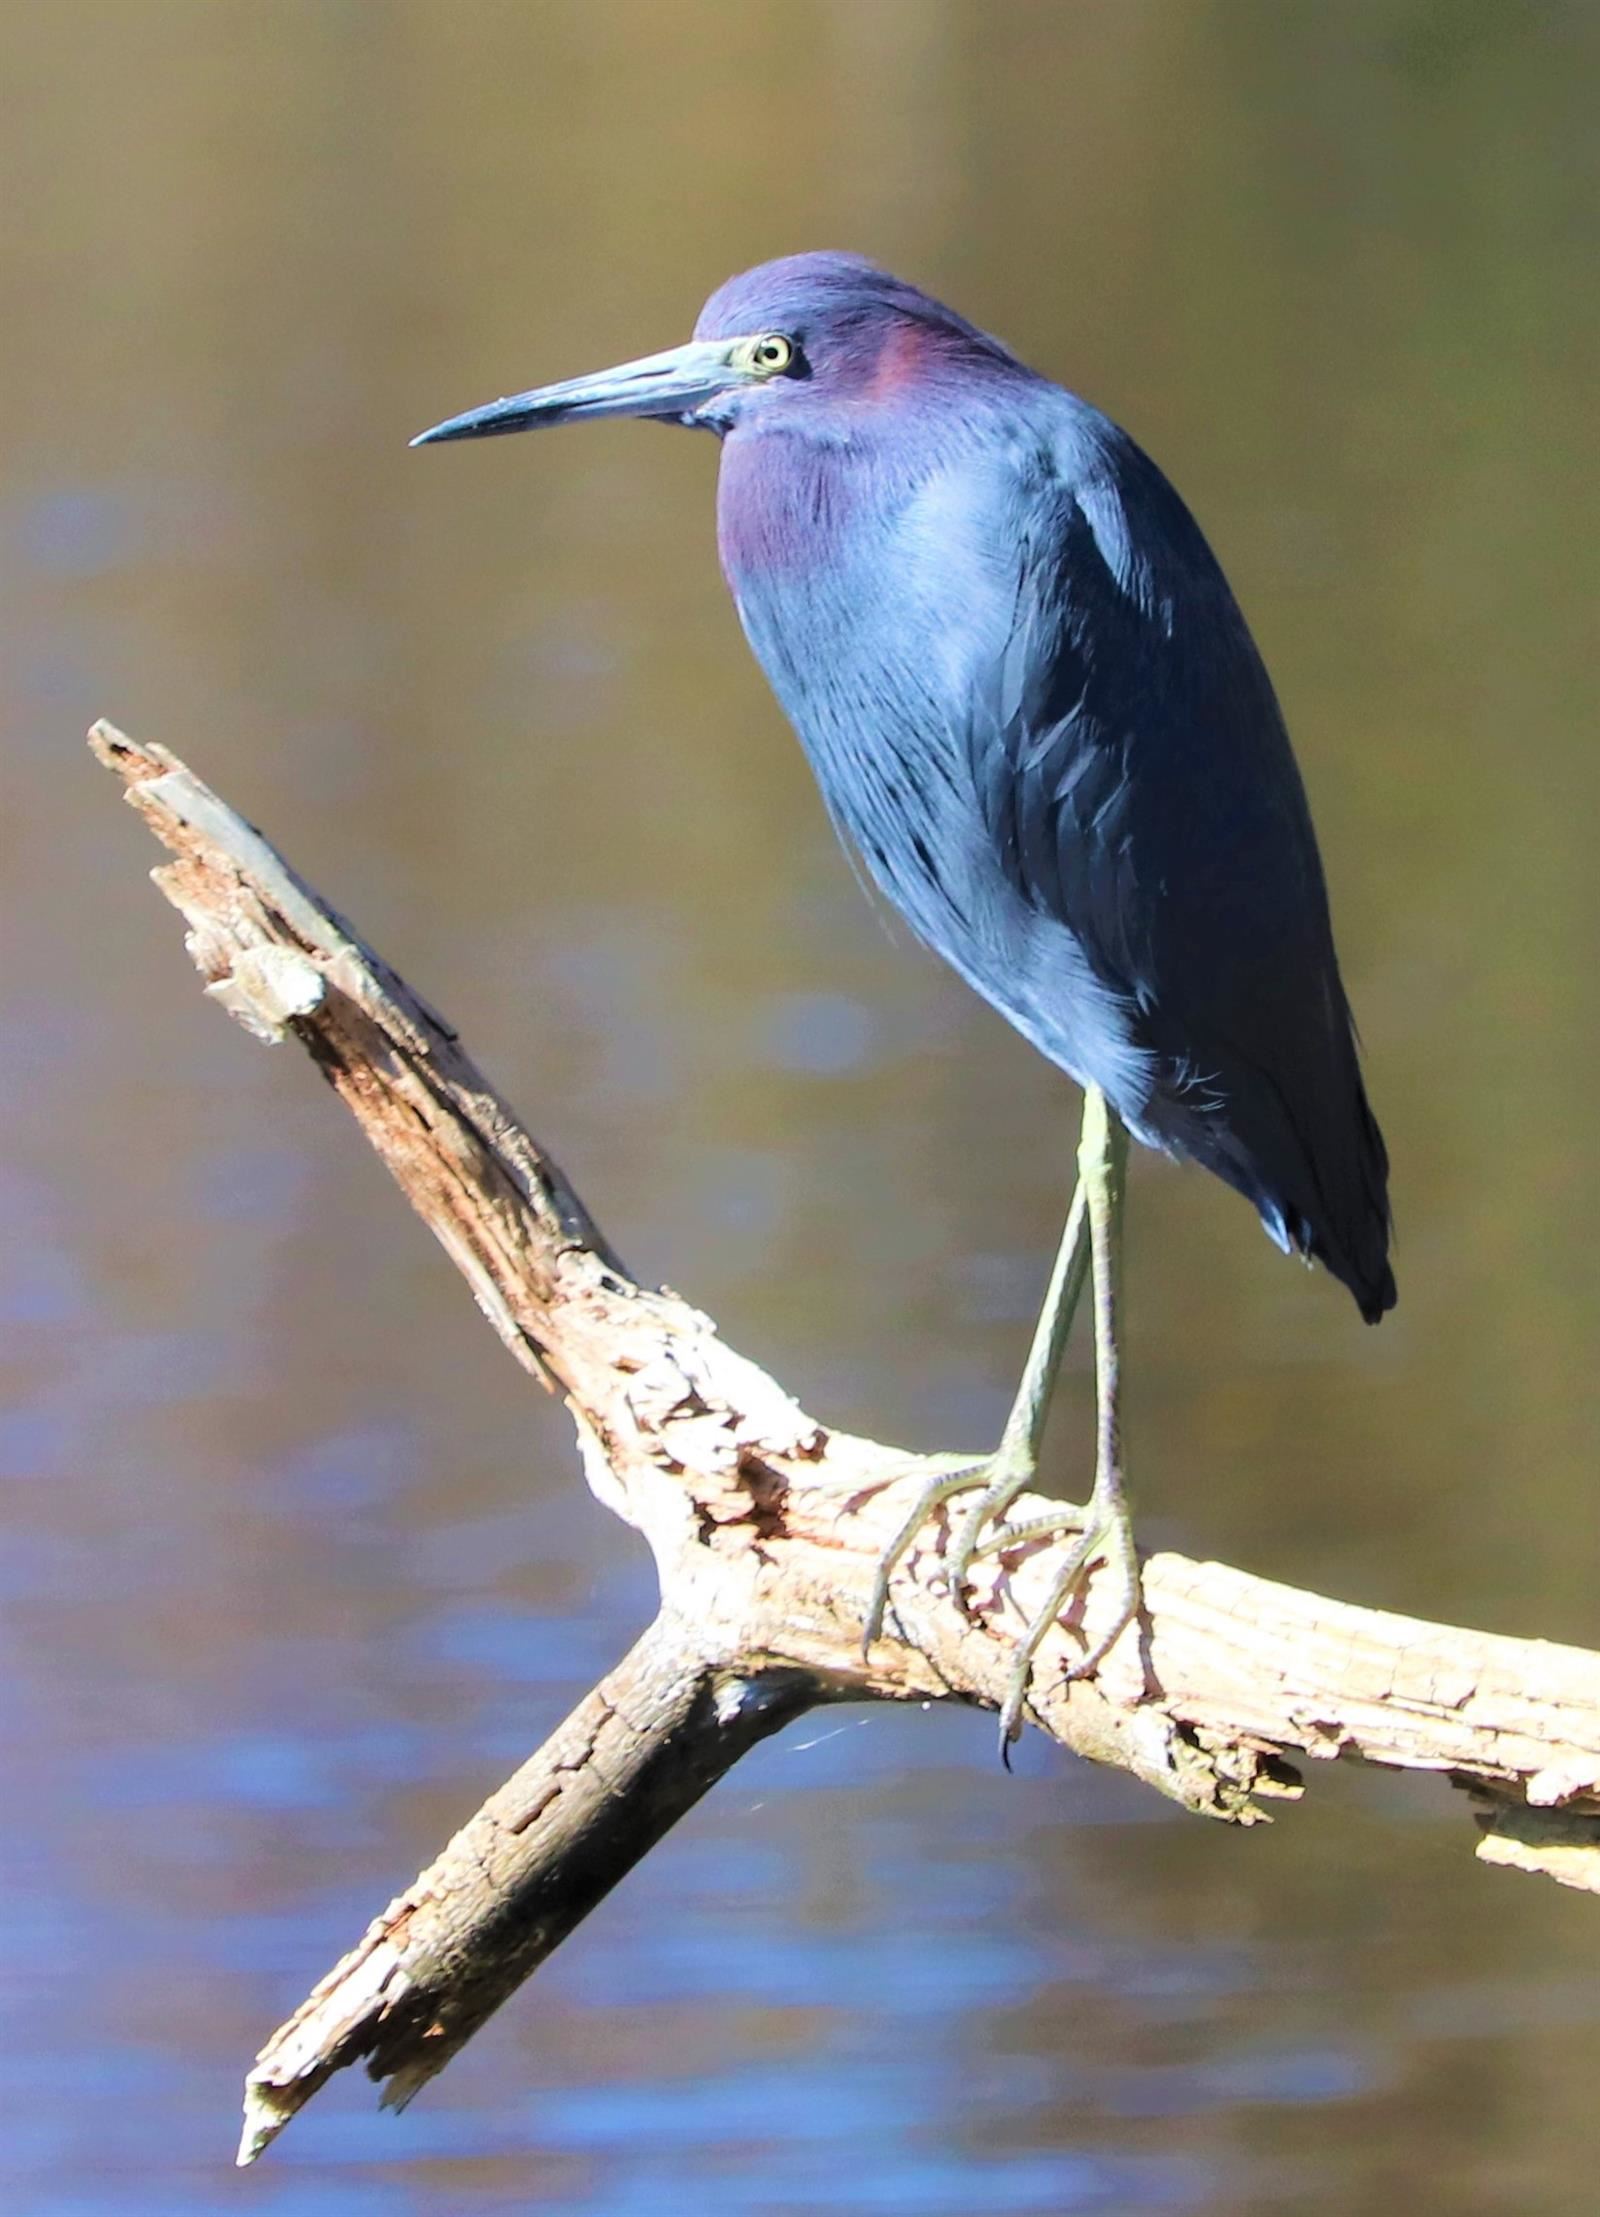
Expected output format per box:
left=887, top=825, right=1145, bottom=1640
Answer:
left=976, top=421, right=1394, bottom=1319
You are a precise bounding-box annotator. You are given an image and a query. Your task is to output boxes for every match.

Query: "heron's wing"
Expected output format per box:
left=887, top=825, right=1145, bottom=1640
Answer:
left=967, top=438, right=1319, bottom=1035
left=960, top=418, right=1392, bottom=1312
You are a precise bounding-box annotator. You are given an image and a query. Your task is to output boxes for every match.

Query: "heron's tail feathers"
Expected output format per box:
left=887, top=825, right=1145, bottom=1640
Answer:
left=1297, top=1080, right=1395, bottom=1323
left=1150, top=1042, right=1395, bottom=1325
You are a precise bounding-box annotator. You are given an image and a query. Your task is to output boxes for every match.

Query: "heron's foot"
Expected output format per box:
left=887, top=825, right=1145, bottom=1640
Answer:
left=861, top=1447, right=1040, bottom=1658
left=976, top=1478, right=1141, bottom=1752
left=861, top=1451, right=1142, bottom=1751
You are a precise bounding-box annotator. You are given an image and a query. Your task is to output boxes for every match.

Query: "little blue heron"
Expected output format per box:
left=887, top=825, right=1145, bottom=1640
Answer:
left=414, top=252, right=1394, bottom=1746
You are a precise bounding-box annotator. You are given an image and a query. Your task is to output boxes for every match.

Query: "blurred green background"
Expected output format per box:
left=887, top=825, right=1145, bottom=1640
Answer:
left=2, top=3, right=1597, bottom=2212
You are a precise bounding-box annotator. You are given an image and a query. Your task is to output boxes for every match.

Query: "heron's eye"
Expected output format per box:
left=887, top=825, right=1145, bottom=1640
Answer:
left=737, top=332, right=796, bottom=377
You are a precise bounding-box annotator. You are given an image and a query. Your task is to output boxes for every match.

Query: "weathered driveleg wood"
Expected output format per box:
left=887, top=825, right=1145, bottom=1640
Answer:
left=87, top=720, right=1600, bottom=2166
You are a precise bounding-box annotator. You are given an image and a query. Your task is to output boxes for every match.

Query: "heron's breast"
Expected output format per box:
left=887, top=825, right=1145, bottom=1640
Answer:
left=724, top=456, right=1005, bottom=953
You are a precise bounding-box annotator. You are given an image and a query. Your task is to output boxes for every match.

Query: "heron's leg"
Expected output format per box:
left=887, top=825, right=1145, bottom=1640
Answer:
left=989, top=1083, right=1141, bottom=1746
left=941, top=1174, right=1090, bottom=1586
left=860, top=1085, right=1145, bottom=1753
left=861, top=1139, right=1092, bottom=1656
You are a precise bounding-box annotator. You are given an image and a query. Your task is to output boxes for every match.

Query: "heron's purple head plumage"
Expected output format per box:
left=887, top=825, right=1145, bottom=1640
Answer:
left=686, top=255, right=1033, bottom=588
left=689, top=252, right=1025, bottom=435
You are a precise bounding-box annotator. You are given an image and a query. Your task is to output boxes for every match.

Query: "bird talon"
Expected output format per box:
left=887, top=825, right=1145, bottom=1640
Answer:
left=859, top=1452, right=1012, bottom=1659
left=988, top=1494, right=1141, bottom=1755
left=861, top=1574, right=893, bottom=1659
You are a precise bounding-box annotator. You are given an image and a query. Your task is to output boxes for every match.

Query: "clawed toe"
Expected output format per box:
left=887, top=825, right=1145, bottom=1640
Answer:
left=861, top=1455, right=1019, bottom=1656
left=994, top=1497, right=1140, bottom=1751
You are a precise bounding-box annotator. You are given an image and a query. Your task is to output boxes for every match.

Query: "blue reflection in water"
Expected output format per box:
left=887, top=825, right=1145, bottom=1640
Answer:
left=757, top=990, right=879, bottom=1076
left=0, top=1405, right=75, bottom=1483
left=0, top=1241, right=87, bottom=1330
left=195, top=1142, right=309, bottom=1226
left=90, top=1718, right=452, bottom=1823
left=274, top=1422, right=420, bottom=1517
left=1106, top=2046, right=1373, bottom=2120
left=580, top=1915, right=1043, bottom=2016
left=693, top=1143, right=794, bottom=1242
left=421, top=1596, right=649, bottom=1685
left=540, top=2070, right=1210, bottom=2209
left=17, top=486, right=137, bottom=576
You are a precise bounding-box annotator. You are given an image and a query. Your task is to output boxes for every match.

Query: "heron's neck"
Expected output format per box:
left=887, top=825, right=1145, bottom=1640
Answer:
left=715, top=417, right=928, bottom=589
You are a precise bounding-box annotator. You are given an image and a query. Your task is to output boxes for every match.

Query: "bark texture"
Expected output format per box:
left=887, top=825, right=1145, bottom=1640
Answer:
left=86, top=720, right=1600, bottom=2168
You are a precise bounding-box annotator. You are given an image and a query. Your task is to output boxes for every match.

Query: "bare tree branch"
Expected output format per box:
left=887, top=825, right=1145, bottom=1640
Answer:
left=87, top=719, right=1600, bottom=2169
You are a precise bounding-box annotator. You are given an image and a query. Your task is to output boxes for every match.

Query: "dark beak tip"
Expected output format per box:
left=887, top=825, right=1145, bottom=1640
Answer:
left=408, top=404, right=550, bottom=448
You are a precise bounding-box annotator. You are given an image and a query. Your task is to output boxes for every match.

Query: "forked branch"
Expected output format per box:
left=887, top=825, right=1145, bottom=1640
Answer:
left=87, top=719, right=1600, bottom=2168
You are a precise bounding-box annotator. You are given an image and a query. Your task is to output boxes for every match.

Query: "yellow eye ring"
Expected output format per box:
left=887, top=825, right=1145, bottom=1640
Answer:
left=737, top=332, right=795, bottom=377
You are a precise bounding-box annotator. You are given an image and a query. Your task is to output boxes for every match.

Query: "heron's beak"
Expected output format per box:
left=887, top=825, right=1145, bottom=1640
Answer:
left=410, top=338, right=750, bottom=446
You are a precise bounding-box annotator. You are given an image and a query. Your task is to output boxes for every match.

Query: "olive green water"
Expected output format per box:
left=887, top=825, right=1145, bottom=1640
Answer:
left=3, top=5, right=1598, bottom=2211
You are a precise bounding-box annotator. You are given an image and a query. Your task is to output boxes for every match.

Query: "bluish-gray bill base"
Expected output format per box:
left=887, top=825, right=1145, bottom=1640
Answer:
left=414, top=253, right=1394, bottom=1750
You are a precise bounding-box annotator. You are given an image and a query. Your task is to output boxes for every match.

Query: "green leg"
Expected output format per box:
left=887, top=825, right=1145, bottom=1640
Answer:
left=990, top=1083, right=1141, bottom=1748
left=861, top=1085, right=1144, bottom=1753
left=943, top=1173, right=1091, bottom=1584
left=861, top=1167, right=1090, bottom=1656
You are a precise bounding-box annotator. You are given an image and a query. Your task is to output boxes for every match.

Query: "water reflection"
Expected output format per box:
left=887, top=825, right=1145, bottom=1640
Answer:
left=3, top=2, right=1599, bottom=2211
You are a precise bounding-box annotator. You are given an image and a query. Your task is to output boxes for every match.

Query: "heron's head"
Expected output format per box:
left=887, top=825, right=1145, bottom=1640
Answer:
left=411, top=253, right=1024, bottom=450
